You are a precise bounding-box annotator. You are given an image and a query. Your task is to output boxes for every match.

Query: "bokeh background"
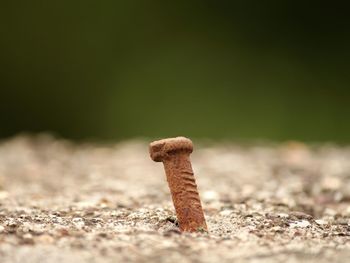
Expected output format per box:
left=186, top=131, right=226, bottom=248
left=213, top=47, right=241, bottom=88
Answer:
left=1, top=1, right=350, bottom=142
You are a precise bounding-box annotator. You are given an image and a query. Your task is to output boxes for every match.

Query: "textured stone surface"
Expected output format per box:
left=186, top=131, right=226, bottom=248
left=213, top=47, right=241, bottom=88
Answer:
left=1, top=135, right=350, bottom=262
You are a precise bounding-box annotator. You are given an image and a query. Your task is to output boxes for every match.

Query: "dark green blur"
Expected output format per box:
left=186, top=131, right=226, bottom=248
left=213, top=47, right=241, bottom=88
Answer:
left=1, top=1, right=350, bottom=142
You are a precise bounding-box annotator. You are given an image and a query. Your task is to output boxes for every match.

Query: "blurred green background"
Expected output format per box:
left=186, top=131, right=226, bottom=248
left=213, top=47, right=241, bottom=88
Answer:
left=1, top=1, right=350, bottom=142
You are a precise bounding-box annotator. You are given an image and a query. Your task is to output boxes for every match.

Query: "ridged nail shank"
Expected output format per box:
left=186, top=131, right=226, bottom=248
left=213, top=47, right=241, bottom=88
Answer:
left=150, top=137, right=207, bottom=232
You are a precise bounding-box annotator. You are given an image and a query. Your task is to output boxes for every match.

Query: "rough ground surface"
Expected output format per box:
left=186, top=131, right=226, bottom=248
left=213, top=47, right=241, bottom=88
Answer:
left=1, top=135, right=350, bottom=263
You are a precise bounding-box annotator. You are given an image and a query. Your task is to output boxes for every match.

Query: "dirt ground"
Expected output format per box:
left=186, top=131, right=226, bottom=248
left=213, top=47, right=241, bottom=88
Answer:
left=1, top=135, right=350, bottom=263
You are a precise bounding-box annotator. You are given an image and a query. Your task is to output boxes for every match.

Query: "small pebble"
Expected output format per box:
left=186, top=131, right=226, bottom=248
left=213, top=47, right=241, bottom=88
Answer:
left=37, top=234, right=55, bottom=244
left=21, top=233, right=34, bottom=245
left=72, top=217, right=85, bottom=229
left=315, top=219, right=328, bottom=225
left=289, top=211, right=313, bottom=220
left=203, top=191, right=219, bottom=202
left=321, top=177, right=341, bottom=191
left=0, top=191, right=9, bottom=199
left=219, top=210, right=233, bottom=216
left=290, top=220, right=311, bottom=228
left=277, top=213, right=289, bottom=218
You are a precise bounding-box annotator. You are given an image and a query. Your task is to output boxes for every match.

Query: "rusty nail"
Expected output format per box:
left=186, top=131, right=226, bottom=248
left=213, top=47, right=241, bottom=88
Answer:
left=149, top=136, right=208, bottom=232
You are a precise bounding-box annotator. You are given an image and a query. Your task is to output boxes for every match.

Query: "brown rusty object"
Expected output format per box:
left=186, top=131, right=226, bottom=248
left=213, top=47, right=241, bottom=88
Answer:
left=149, top=137, right=207, bottom=232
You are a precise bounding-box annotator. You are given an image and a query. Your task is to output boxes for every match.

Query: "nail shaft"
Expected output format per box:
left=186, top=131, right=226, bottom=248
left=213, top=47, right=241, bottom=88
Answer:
left=149, top=137, right=207, bottom=232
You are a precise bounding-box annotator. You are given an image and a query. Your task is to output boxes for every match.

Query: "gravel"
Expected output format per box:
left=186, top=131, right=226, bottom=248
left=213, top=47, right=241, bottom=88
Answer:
left=1, top=135, right=350, bottom=262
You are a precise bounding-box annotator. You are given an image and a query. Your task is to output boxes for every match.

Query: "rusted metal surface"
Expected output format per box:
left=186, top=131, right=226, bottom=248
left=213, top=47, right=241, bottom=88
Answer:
left=149, top=137, right=207, bottom=232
